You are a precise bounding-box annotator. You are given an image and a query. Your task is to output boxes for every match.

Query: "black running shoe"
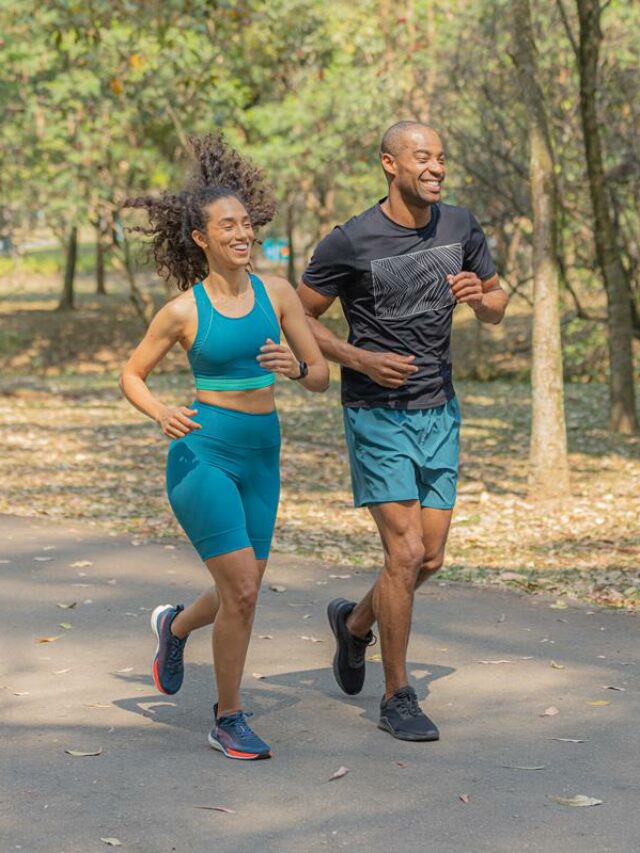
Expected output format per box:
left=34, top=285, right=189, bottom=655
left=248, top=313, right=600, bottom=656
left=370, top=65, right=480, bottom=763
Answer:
left=327, top=598, right=374, bottom=695
left=378, top=686, right=440, bottom=741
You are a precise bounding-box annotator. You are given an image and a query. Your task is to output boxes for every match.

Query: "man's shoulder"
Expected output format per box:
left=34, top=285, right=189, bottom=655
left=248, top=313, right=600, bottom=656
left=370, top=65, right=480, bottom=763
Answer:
left=438, top=201, right=473, bottom=223
left=337, top=203, right=381, bottom=237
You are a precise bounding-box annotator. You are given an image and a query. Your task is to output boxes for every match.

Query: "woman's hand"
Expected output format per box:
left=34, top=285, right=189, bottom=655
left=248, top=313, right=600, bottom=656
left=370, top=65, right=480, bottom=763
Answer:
left=157, top=405, right=202, bottom=439
left=257, top=338, right=301, bottom=379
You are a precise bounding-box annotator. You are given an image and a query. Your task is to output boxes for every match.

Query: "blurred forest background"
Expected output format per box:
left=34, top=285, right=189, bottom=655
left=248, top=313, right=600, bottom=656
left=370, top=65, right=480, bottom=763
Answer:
left=1, top=0, right=638, bottom=607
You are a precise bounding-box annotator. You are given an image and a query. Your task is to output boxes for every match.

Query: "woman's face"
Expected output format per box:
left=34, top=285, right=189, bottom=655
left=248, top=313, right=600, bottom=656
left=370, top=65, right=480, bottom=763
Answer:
left=194, top=196, right=255, bottom=270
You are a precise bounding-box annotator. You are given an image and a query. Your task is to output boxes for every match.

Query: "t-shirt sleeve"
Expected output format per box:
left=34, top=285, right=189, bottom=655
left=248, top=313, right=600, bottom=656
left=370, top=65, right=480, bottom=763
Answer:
left=301, top=226, right=355, bottom=297
left=462, top=211, right=497, bottom=281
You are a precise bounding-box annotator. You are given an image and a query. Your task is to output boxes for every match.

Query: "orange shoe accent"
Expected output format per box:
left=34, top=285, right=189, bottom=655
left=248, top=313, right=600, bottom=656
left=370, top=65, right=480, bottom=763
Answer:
left=152, top=658, right=168, bottom=695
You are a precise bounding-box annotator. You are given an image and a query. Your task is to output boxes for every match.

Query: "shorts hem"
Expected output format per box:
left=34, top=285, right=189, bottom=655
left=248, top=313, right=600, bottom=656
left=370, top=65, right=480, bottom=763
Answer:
left=354, top=494, right=420, bottom=508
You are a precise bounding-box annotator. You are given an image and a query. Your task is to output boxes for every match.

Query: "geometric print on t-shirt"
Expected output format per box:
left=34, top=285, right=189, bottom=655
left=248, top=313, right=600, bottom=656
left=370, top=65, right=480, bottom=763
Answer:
left=371, top=243, right=462, bottom=319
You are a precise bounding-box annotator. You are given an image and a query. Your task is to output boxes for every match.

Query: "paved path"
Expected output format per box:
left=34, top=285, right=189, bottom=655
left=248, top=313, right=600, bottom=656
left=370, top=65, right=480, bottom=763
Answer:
left=1, top=514, right=639, bottom=853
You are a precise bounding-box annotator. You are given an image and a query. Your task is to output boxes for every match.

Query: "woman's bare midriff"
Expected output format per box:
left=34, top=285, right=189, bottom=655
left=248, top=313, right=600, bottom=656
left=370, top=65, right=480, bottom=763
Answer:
left=196, top=386, right=276, bottom=414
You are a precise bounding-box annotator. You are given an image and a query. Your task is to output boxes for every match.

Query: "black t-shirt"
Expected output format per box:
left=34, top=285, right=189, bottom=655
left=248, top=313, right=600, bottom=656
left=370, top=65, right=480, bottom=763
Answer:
left=302, top=200, right=497, bottom=409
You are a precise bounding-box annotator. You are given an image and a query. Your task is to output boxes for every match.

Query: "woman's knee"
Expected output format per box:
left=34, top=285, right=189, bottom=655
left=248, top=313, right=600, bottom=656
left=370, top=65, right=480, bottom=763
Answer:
left=220, top=580, right=259, bottom=622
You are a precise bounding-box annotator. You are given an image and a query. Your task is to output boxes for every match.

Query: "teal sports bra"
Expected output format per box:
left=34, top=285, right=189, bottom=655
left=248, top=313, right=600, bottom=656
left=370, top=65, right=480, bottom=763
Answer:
left=187, top=274, right=281, bottom=392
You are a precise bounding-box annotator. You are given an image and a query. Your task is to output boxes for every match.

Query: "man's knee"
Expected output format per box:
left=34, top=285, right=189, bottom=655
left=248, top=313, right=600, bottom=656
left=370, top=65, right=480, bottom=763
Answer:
left=385, top=535, right=426, bottom=582
left=416, top=552, right=445, bottom=586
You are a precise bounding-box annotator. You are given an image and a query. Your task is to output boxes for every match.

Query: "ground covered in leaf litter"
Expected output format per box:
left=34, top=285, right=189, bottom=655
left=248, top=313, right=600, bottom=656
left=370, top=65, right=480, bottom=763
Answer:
left=1, top=275, right=639, bottom=611
left=2, top=514, right=639, bottom=852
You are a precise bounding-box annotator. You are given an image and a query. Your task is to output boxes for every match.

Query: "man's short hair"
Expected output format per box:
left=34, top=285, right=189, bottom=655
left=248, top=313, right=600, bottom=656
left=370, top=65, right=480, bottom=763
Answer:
left=380, top=121, right=431, bottom=157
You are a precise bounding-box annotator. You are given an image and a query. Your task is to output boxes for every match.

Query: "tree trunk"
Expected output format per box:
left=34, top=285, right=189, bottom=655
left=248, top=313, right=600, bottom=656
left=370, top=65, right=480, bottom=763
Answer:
left=575, top=0, right=638, bottom=433
left=95, top=220, right=107, bottom=295
left=285, top=200, right=297, bottom=285
left=511, top=0, right=570, bottom=497
left=57, top=225, right=78, bottom=311
left=112, top=218, right=154, bottom=327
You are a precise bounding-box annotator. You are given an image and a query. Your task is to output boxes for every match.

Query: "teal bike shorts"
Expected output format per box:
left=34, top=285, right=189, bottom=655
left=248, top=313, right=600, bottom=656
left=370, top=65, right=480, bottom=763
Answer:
left=166, top=401, right=280, bottom=561
left=343, top=397, right=460, bottom=510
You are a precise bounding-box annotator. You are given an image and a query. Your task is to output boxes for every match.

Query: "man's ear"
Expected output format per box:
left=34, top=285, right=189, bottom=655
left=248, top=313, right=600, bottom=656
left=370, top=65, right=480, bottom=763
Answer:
left=380, top=152, right=396, bottom=181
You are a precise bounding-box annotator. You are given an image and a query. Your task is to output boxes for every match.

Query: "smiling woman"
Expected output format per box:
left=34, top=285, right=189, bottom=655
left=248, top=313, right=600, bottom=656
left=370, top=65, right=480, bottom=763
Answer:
left=118, top=133, right=328, bottom=761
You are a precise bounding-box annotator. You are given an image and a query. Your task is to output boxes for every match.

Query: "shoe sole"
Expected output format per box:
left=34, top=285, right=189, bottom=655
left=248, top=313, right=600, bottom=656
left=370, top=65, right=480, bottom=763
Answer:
left=150, top=604, right=175, bottom=696
left=378, top=717, right=440, bottom=742
left=207, top=732, right=271, bottom=761
left=327, top=599, right=362, bottom=696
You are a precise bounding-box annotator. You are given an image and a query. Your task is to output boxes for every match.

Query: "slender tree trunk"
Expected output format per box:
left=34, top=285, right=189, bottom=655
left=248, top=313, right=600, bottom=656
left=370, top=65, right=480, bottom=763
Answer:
left=95, top=220, right=107, bottom=295
left=285, top=201, right=297, bottom=285
left=511, top=0, right=570, bottom=497
left=112, top=218, right=154, bottom=327
left=57, top=225, right=78, bottom=311
left=96, top=238, right=106, bottom=295
left=575, top=0, right=637, bottom=433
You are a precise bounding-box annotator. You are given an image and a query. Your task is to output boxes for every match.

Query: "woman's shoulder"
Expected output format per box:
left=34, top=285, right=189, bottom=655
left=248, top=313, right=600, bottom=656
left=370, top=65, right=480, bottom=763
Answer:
left=154, top=287, right=197, bottom=330
left=256, top=272, right=294, bottom=299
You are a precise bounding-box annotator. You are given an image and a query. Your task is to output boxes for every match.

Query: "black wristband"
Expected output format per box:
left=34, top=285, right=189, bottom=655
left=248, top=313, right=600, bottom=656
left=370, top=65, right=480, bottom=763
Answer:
left=290, top=360, right=309, bottom=381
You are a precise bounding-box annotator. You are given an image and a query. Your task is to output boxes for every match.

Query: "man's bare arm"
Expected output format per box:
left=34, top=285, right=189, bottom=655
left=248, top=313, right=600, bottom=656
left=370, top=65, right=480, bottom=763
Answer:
left=448, top=272, right=508, bottom=324
left=296, top=282, right=418, bottom=389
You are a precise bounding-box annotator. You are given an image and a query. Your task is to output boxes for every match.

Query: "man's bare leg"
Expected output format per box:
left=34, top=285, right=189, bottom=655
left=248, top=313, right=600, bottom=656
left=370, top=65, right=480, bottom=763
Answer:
left=347, top=507, right=453, bottom=653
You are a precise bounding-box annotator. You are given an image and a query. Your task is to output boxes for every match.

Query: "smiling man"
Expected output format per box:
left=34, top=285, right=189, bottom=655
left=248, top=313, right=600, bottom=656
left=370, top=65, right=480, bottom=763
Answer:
left=297, top=121, right=508, bottom=741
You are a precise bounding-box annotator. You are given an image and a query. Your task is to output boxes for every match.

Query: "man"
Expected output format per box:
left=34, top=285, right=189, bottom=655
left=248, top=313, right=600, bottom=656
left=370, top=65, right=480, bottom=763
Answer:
left=297, top=121, right=508, bottom=742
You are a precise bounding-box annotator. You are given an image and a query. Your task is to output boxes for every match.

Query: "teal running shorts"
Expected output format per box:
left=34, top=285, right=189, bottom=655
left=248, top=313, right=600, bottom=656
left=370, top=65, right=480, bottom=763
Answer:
left=343, top=397, right=460, bottom=510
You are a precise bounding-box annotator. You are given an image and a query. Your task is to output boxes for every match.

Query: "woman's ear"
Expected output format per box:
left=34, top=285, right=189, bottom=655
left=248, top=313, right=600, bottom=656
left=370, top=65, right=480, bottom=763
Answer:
left=191, top=229, right=208, bottom=251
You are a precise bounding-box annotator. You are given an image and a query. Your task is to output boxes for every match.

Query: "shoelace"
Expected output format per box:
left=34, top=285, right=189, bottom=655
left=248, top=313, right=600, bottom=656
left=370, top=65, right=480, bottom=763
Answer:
left=166, top=634, right=186, bottom=674
left=220, top=711, right=254, bottom=740
left=393, top=690, right=421, bottom=719
left=347, top=631, right=377, bottom=668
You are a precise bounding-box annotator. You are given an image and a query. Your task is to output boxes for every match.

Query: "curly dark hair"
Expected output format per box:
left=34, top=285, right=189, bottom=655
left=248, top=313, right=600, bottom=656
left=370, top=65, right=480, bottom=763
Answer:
left=123, top=132, right=276, bottom=290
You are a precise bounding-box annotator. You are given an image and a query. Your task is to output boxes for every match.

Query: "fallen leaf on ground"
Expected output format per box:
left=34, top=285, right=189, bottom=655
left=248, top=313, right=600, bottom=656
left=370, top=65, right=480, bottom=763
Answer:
left=269, top=584, right=286, bottom=593
left=478, top=660, right=512, bottom=665
left=499, top=572, right=527, bottom=582
left=300, top=635, right=324, bottom=643
left=368, top=653, right=382, bottom=662
left=53, top=668, right=71, bottom=675
left=59, top=623, right=72, bottom=630
left=502, top=765, right=546, bottom=771
left=395, top=762, right=409, bottom=768
left=100, top=839, right=122, bottom=847
left=65, top=747, right=103, bottom=757
left=549, top=738, right=585, bottom=743
left=329, top=766, right=349, bottom=781
left=328, top=574, right=351, bottom=579
left=34, top=636, right=61, bottom=644
left=116, top=667, right=133, bottom=673
left=33, top=556, right=53, bottom=562
left=258, top=634, right=273, bottom=640
left=84, top=703, right=111, bottom=708
left=550, top=601, right=568, bottom=610
left=550, top=661, right=565, bottom=670
left=252, top=673, right=266, bottom=680
left=459, top=794, right=471, bottom=804
left=603, top=685, right=625, bottom=691
left=57, top=602, right=77, bottom=609
left=13, top=691, right=29, bottom=696
left=70, top=560, right=93, bottom=568
left=540, top=706, right=560, bottom=717
left=587, top=700, right=610, bottom=706
left=193, top=805, right=236, bottom=813
left=555, top=795, right=603, bottom=807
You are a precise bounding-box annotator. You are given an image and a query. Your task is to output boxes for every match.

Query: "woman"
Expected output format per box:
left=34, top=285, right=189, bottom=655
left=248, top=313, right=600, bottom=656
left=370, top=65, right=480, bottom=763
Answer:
left=119, top=133, right=328, bottom=760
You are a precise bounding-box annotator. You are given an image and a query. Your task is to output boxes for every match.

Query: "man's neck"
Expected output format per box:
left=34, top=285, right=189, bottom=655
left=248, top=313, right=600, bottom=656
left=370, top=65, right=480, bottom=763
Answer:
left=380, top=191, right=432, bottom=229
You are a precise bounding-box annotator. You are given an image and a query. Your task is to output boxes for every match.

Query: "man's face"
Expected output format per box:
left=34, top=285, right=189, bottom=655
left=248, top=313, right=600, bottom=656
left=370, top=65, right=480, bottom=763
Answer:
left=382, top=128, right=446, bottom=206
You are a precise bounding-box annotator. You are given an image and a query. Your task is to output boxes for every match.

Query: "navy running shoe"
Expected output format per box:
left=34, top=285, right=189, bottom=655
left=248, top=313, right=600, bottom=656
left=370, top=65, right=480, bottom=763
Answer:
left=208, top=704, right=272, bottom=761
left=378, top=686, right=440, bottom=742
left=327, top=598, right=375, bottom=695
left=151, top=604, right=188, bottom=695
